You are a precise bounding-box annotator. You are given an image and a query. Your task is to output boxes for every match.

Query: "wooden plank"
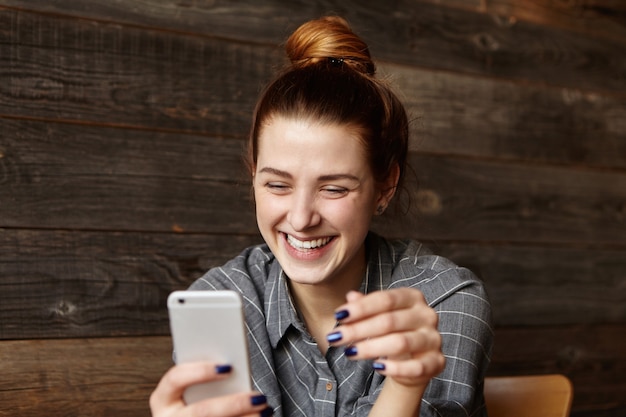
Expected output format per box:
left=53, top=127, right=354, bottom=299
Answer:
left=0, top=229, right=262, bottom=339
left=388, top=63, right=626, bottom=170
left=418, top=0, right=626, bottom=44
left=485, top=0, right=626, bottom=44
left=0, top=119, right=258, bottom=234
left=0, top=336, right=173, bottom=417
left=0, top=9, right=276, bottom=135
left=6, top=0, right=626, bottom=46
left=1, top=229, right=624, bottom=339
left=377, top=154, right=626, bottom=245
left=489, top=324, right=626, bottom=417
left=1, top=2, right=624, bottom=93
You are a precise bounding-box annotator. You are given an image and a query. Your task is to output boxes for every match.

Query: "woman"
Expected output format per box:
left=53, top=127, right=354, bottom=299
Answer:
left=151, top=16, right=492, bottom=417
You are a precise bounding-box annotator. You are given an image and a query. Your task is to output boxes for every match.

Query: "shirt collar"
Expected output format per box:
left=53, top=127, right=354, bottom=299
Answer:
left=264, top=233, right=393, bottom=348
left=265, top=260, right=302, bottom=348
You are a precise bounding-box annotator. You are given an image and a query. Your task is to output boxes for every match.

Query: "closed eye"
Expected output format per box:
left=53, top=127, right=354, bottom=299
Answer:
left=321, top=186, right=349, bottom=197
left=265, top=182, right=290, bottom=194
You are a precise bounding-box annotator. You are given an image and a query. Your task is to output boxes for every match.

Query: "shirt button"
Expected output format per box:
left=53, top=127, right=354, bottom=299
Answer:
left=326, top=382, right=333, bottom=391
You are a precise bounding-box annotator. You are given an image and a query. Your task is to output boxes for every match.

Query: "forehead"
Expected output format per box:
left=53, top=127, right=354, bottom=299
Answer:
left=256, top=116, right=369, bottom=168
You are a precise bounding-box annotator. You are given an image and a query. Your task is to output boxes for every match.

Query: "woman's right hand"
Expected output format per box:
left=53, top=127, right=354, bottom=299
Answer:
left=149, top=362, right=273, bottom=417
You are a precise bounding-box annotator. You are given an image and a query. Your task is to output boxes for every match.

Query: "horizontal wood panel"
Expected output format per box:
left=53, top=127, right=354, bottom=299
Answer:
left=0, top=9, right=274, bottom=135
left=0, top=119, right=258, bottom=234
left=0, top=336, right=173, bottom=417
left=393, top=154, right=626, bottom=245
left=1, top=2, right=624, bottom=93
left=486, top=0, right=626, bottom=44
left=0, top=229, right=262, bottom=339
left=2, top=11, right=624, bottom=169
left=424, top=0, right=626, bottom=44
left=391, top=65, right=626, bottom=170
left=1, top=229, right=624, bottom=339
left=0, top=324, right=624, bottom=417
left=489, top=324, right=626, bottom=417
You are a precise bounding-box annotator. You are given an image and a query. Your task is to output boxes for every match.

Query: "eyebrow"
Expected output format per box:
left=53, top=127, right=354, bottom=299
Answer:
left=257, top=167, right=360, bottom=182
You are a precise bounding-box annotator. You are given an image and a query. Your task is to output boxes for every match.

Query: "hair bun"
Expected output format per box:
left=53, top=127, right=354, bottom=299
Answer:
left=286, top=16, right=376, bottom=75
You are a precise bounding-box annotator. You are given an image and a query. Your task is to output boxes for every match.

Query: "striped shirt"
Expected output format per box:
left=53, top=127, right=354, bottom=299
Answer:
left=189, top=232, right=493, bottom=416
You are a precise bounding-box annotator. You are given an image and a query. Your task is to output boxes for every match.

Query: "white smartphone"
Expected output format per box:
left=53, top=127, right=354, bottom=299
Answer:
left=167, top=290, right=252, bottom=404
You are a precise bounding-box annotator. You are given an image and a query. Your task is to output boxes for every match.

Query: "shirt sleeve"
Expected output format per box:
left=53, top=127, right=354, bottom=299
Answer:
left=421, top=273, right=493, bottom=417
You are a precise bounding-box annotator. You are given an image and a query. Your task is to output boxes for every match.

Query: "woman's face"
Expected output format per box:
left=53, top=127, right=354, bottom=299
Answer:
left=253, top=116, right=385, bottom=289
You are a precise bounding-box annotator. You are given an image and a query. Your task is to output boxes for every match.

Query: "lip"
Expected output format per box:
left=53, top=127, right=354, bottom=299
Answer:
left=281, top=232, right=335, bottom=260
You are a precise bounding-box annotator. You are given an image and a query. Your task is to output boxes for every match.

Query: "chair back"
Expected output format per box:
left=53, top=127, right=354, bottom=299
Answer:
left=485, top=374, right=573, bottom=417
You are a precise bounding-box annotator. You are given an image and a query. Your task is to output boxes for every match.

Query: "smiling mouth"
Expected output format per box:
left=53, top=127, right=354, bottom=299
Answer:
left=286, top=234, right=333, bottom=250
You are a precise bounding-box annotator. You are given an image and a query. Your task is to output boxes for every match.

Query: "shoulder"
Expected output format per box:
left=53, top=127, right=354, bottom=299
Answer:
left=188, top=243, right=275, bottom=292
left=372, top=234, right=488, bottom=308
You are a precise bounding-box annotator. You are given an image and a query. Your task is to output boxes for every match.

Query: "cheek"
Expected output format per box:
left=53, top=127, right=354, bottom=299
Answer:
left=325, top=197, right=374, bottom=227
left=254, top=192, right=283, bottom=223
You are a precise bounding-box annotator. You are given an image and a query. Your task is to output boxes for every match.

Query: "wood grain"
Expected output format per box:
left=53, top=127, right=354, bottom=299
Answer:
left=0, top=9, right=274, bottom=135
left=390, top=64, right=626, bottom=170
left=1, top=3, right=623, bottom=93
left=0, top=119, right=257, bottom=234
left=393, top=154, right=626, bottom=245
left=485, top=0, right=626, bottom=43
left=0, top=229, right=262, bottom=339
left=0, top=336, right=173, bottom=417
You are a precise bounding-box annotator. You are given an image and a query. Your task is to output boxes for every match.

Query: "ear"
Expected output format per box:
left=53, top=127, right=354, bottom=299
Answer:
left=375, top=164, right=400, bottom=214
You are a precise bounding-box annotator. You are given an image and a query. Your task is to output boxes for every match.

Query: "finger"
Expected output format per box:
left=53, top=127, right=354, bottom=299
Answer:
left=150, top=362, right=232, bottom=411
left=329, top=303, right=438, bottom=349
left=341, top=327, right=441, bottom=360
left=345, top=290, right=364, bottom=303
left=373, top=350, right=446, bottom=384
left=186, top=393, right=272, bottom=417
left=335, top=288, right=427, bottom=324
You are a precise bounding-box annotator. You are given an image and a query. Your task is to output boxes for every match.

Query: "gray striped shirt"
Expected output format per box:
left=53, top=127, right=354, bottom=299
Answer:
left=190, top=232, right=493, bottom=416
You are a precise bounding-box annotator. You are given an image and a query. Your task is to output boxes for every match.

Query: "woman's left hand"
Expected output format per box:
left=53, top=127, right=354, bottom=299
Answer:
left=327, top=288, right=445, bottom=388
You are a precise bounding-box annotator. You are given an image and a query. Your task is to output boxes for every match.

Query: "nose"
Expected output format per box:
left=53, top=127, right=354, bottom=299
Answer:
left=287, top=190, right=321, bottom=232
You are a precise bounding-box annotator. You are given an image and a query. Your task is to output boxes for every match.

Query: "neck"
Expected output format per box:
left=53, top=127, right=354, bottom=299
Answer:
left=289, top=282, right=351, bottom=355
left=290, top=282, right=348, bottom=324
left=287, top=249, right=367, bottom=353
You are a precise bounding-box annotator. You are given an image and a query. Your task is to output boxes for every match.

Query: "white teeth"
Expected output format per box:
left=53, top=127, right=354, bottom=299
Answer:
left=287, top=234, right=331, bottom=250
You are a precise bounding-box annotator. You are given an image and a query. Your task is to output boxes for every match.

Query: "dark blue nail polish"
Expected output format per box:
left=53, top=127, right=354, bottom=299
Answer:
left=344, top=346, right=358, bottom=357
left=215, top=364, right=232, bottom=374
left=335, top=309, right=350, bottom=320
left=326, top=331, right=343, bottom=343
left=373, top=362, right=386, bottom=371
left=260, top=407, right=274, bottom=417
left=251, top=394, right=267, bottom=406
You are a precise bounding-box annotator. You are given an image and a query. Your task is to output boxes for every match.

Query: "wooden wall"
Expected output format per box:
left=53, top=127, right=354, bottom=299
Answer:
left=1, top=1, right=625, bottom=416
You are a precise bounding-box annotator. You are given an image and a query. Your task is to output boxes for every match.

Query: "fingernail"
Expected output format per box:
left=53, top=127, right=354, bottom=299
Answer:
left=373, top=362, right=386, bottom=371
left=215, top=364, right=232, bottom=374
left=260, top=407, right=274, bottom=417
left=344, top=346, right=358, bottom=357
left=251, top=394, right=267, bottom=406
left=334, top=309, right=349, bottom=320
left=326, top=331, right=343, bottom=343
